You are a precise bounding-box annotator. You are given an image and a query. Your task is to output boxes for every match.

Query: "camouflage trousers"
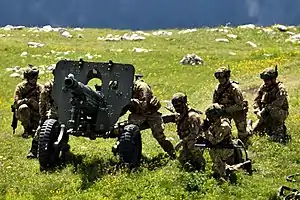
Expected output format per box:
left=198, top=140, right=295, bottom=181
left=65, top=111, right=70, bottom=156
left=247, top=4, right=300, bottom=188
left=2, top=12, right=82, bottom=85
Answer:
left=179, top=139, right=206, bottom=171
left=253, top=108, right=288, bottom=143
left=209, top=148, right=234, bottom=178
left=128, top=112, right=175, bottom=157
left=16, top=104, right=39, bottom=134
left=227, top=111, right=251, bottom=146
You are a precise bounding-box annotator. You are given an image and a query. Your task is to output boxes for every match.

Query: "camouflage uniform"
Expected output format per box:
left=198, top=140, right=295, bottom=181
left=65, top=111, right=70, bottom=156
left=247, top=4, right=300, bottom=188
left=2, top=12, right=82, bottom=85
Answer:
left=171, top=93, right=206, bottom=171
left=213, top=67, right=250, bottom=146
left=127, top=79, right=175, bottom=158
left=204, top=103, right=234, bottom=179
left=253, top=67, right=289, bottom=143
left=27, top=79, right=58, bottom=158
left=14, top=68, right=42, bottom=137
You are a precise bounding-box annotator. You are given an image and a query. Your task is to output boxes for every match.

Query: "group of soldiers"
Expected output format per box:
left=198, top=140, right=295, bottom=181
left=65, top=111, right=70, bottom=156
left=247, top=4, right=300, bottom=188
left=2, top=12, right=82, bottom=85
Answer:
left=12, top=64, right=289, bottom=183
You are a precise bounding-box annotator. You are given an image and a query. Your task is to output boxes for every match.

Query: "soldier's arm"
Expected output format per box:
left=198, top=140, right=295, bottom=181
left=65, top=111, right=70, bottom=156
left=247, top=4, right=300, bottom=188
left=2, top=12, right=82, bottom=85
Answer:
left=268, top=84, right=288, bottom=109
left=14, top=84, right=25, bottom=106
left=224, top=87, right=244, bottom=114
left=253, top=84, right=264, bottom=113
left=212, top=89, right=218, bottom=103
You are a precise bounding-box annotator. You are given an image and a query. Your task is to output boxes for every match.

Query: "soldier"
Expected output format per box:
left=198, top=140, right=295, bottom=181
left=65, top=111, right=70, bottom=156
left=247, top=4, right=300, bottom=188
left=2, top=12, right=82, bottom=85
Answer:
left=13, top=67, right=42, bottom=138
left=213, top=66, right=251, bottom=147
left=123, top=74, right=176, bottom=159
left=253, top=66, right=289, bottom=143
left=202, top=103, right=235, bottom=182
left=171, top=92, right=206, bottom=171
left=27, top=79, right=58, bottom=158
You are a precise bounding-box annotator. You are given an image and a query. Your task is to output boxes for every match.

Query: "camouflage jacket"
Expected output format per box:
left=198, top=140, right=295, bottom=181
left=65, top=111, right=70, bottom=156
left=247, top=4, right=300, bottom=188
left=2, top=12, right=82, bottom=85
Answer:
left=213, top=80, right=247, bottom=115
left=39, top=80, right=58, bottom=121
left=14, top=81, right=42, bottom=111
left=175, top=108, right=202, bottom=143
left=131, top=80, right=161, bottom=114
left=253, top=81, right=289, bottom=113
left=204, top=118, right=232, bottom=145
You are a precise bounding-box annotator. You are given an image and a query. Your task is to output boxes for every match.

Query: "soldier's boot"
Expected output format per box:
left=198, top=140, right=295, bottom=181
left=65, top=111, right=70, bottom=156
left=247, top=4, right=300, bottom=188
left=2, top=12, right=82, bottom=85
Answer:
left=112, top=141, right=120, bottom=156
left=158, top=139, right=176, bottom=160
left=22, top=128, right=31, bottom=138
left=27, top=139, right=38, bottom=159
left=269, top=124, right=290, bottom=144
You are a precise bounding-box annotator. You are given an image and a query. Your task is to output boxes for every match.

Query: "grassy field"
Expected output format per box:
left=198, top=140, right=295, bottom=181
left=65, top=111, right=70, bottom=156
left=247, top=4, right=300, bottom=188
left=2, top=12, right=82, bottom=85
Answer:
left=1, top=25, right=300, bottom=200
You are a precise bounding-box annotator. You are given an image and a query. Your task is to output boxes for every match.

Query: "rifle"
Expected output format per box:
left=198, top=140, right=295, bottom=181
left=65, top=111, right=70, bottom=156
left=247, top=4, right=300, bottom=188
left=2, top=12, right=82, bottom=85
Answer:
left=195, top=143, right=244, bottom=149
left=11, top=102, right=18, bottom=134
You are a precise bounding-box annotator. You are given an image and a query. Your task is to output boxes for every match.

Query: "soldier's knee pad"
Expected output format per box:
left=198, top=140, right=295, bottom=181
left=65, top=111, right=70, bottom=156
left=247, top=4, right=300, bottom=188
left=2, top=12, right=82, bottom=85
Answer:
left=17, top=104, right=30, bottom=121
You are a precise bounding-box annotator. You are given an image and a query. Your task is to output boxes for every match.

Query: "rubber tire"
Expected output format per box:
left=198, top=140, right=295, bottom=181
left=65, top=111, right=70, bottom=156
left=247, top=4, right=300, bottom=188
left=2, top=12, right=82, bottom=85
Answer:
left=118, top=128, right=142, bottom=168
left=38, top=119, right=60, bottom=171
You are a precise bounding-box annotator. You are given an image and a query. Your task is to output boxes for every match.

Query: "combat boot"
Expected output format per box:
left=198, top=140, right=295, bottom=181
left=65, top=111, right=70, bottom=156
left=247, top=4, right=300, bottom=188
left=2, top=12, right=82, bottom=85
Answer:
left=158, top=139, right=176, bottom=159
left=27, top=139, right=38, bottom=159
left=22, top=130, right=30, bottom=138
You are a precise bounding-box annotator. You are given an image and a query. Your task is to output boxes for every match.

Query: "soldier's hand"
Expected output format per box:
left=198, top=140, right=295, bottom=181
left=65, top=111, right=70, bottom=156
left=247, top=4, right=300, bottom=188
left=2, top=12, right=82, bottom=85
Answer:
left=202, top=119, right=210, bottom=131
left=17, top=98, right=28, bottom=105
left=174, top=140, right=183, bottom=151
left=129, top=99, right=140, bottom=113
left=256, top=111, right=262, bottom=119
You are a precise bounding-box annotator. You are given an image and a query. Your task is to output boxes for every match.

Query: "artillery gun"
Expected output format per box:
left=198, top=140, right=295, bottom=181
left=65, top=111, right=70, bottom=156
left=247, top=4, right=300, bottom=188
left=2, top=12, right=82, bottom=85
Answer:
left=38, top=59, right=175, bottom=170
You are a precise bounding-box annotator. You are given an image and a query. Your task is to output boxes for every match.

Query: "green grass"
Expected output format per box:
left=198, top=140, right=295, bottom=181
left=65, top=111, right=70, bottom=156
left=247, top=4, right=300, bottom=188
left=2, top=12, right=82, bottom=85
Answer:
left=1, top=25, right=300, bottom=200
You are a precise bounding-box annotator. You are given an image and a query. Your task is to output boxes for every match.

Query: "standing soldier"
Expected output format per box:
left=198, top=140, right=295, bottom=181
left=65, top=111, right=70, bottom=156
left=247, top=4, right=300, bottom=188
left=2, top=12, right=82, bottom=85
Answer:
left=27, top=79, right=58, bottom=158
left=171, top=92, right=206, bottom=171
left=13, top=67, right=42, bottom=138
left=203, top=103, right=235, bottom=182
left=213, top=66, right=250, bottom=147
left=122, top=74, right=176, bottom=159
left=253, top=66, right=289, bottom=143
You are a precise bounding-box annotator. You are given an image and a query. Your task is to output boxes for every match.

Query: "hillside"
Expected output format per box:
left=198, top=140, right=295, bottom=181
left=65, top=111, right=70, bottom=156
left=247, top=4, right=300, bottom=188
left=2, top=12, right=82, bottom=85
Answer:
left=1, top=25, right=300, bottom=200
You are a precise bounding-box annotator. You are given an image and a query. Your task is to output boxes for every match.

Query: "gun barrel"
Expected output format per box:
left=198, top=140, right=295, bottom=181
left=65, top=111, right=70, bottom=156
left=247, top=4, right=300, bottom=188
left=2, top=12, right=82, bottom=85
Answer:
left=195, top=143, right=244, bottom=149
left=64, top=74, right=104, bottom=115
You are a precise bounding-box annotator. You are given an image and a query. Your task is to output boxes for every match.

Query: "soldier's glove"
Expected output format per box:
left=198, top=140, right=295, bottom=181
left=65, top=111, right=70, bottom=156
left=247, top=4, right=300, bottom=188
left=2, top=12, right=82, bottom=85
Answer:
left=174, top=140, right=183, bottom=151
left=129, top=99, right=141, bottom=113
left=197, top=136, right=212, bottom=146
left=201, top=119, right=210, bottom=132
left=149, top=96, right=161, bottom=111
left=257, top=108, right=268, bottom=119
left=17, top=98, right=28, bottom=106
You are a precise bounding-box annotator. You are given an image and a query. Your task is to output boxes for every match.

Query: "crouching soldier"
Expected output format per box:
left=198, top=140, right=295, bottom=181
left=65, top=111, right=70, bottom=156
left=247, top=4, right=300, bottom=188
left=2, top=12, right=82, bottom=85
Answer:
left=171, top=92, right=206, bottom=171
left=27, top=79, right=58, bottom=158
left=203, top=103, right=235, bottom=182
left=253, top=66, right=289, bottom=143
left=13, top=67, right=42, bottom=138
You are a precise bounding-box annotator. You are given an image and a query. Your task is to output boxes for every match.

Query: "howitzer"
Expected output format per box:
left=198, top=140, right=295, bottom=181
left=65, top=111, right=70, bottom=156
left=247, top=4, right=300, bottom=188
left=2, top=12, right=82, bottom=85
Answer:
left=37, top=59, right=171, bottom=171
left=11, top=102, right=18, bottom=134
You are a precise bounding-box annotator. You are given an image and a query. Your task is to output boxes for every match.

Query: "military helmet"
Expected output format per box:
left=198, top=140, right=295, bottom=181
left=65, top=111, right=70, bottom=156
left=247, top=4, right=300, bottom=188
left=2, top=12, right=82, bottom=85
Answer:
left=23, top=66, right=39, bottom=79
left=171, top=92, right=187, bottom=106
left=260, top=65, right=278, bottom=80
left=205, top=103, right=224, bottom=118
left=214, top=66, right=231, bottom=79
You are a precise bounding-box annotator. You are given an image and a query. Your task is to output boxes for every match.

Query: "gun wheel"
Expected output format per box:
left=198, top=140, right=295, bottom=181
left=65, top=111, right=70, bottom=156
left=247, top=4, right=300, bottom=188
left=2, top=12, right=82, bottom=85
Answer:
left=38, top=119, right=61, bottom=171
left=118, top=124, right=142, bottom=168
